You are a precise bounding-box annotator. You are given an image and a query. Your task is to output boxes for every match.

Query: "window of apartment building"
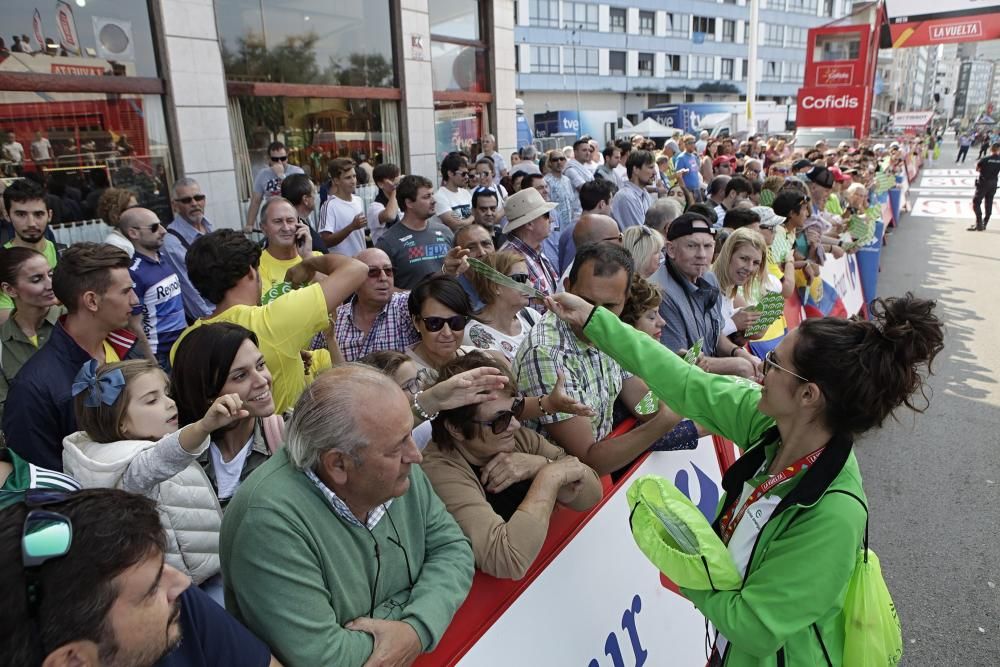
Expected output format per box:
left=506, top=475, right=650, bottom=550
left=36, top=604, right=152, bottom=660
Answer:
left=692, top=16, right=716, bottom=37
left=665, top=54, right=686, bottom=75
left=823, top=0, right=835, bottom=15
left=786, top=26, right=807, bottom=47
left=564, top=2, right=599, bottom=31
left=666, top=13, right=689, bottom=37
left=722, top=19, right=736, bottom=42
left=787, top=0, right=818, bottom=14
left=690, top=55, right=715, bottom=79
left=721, top=58, right=735, bottom=79
left=531, top=46, right=560, bottom=73
left=639, top=11, right=655, bottom=35
left=566, top=48, right=599, bottom=75
left=762, top=60, right=782, bottom=81
left=529, top=0, right=559, bottom=27
left=638, top=53, right=655, bottom=77
left=610, top=7, right=627, bottom=33
left=815, top=34, right=861, bottom=61
left=764, top=23, right=784, bottom=46
left=609, top=51, right=627, bottom=76
left=742, top=60, right=749, bottom=79
left=785, top=61, right=805, bottom=83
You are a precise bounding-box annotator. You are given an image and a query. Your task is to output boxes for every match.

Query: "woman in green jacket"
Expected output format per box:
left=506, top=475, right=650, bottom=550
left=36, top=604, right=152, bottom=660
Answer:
left=0, top=246, right=60, bottom=421
left=547, top=290, right=942, bottom=666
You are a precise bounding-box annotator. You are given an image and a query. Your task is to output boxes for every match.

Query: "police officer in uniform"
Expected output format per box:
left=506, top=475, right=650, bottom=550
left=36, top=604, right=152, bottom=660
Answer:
left=969, top=142, right=1000, bottom=232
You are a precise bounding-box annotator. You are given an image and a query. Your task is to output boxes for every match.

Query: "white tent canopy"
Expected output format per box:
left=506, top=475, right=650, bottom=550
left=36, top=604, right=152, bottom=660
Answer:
left=616, top=117, right=674, bottom=138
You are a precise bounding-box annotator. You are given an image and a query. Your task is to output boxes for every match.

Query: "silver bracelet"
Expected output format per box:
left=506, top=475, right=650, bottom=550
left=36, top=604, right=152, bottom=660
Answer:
left=412, top=390, right=439, bottom=421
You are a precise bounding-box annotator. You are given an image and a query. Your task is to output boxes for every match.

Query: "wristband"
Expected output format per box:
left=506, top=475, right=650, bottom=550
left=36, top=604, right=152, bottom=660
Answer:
left=730, top=346, right=741, bottom=358
left=538, top=394, right=555, bottom=417
left=412, top=390, right=439, bottom=421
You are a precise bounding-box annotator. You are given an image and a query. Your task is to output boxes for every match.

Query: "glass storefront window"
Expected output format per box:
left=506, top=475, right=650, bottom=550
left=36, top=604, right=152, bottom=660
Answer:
left=430, top=42, right=489, bottom=93
left=230, top=96, right=400, bottom=186
left=434, top=102, right=483, bottom=160
left=216, top=0, right=396, bottom=87
left=428, top=0, right=481, bottom=41
left=0, top=90, right=173, bottom=222
left=0, top=1, right=159, bottom=77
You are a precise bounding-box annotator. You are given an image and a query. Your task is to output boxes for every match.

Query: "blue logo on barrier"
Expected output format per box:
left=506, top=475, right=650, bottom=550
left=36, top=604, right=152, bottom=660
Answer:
left=587, top=594, right=648, bottom=667
left=673, top=463, right=719, bottom=521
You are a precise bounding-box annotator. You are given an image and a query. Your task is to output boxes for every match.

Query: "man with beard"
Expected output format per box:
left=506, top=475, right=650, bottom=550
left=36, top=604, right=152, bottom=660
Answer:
left=611, top=150, right=656, bottom=229
left=163, top=177, right=214, bottom=321
left=122, top=207, right=186, bottom=371
left=0, top=488, right=278, bottom=667
left=377, top=175, right=454, bottom=290
left=0, top=179, right=58, bottom=322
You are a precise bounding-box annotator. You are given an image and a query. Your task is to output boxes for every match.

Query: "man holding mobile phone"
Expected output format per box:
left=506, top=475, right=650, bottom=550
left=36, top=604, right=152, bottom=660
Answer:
left=259, top=197, right=322, bottom=300
left=321, top=158, right=368, bottom=256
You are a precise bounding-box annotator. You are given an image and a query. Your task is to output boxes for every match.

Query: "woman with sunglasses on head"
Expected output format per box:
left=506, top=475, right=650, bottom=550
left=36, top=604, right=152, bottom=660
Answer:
left=474, top=157, right=507, bottom=214
left=546, top=289, right=942, bottom=666
left=464, top=251, right=540, bottom=365
left=422, top=352, right=602, bottom=580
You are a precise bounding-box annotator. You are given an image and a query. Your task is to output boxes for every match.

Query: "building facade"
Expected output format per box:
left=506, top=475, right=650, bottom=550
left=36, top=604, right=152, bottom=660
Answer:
left=513, top=0, right=854, bottom=137
left=0, top=0, right=518, bottom=230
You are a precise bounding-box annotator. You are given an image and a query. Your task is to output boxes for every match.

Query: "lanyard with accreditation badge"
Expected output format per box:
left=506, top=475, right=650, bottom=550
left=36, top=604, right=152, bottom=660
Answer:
left=719, top=447, right=825, bottom=545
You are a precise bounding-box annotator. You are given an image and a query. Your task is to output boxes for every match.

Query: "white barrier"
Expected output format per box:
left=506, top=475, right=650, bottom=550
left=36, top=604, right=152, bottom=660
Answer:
left=456, top=436, right=724, bottom=667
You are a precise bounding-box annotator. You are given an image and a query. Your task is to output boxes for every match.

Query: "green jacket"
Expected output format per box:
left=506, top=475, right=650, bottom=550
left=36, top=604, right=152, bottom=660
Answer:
left=219, top=449, right=474, bottom=667
left=585, top=307, right=867, bottom=666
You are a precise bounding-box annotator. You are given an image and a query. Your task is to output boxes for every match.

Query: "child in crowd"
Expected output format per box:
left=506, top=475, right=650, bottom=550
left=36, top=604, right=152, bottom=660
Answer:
left=62, top=358, right=247, bottom=585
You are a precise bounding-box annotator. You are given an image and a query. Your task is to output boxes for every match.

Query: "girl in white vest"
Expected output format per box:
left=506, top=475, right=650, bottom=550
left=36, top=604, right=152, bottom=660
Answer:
left=62, top=358, right=247, bottom=585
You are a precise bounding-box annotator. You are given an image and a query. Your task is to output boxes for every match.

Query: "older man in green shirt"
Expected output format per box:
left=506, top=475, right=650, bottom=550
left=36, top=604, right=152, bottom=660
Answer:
left=220, top=364, right=474, bottom=667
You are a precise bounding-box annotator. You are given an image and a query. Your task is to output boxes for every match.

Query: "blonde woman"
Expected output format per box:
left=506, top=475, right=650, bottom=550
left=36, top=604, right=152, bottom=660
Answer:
left=621, top=225, right=665, bottom=279
left=464, top=251, right=540, bottom=365
left=711, top=227, right=770, bottom=339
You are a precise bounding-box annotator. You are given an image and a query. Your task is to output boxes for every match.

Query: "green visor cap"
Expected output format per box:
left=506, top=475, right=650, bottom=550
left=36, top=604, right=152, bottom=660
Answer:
left=627, top=475, right=742, bottom=591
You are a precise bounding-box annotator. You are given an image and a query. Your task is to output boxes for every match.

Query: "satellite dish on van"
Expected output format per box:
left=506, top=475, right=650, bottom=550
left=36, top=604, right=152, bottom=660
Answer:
left=92, top=17, right=134, bottom=61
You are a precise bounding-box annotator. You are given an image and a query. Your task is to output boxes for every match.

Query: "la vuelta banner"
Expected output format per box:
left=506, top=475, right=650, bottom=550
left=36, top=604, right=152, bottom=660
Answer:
left=889, top=14, right=1000, bottom=47
left=795, top=85, right=867, bottom=130
left=55, top=0, right=81, bottom=55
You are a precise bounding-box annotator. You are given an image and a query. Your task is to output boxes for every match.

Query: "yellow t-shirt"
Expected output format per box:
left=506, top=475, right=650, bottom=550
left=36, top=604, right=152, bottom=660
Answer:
left=258, top=250, right=322, bottom=299
left=170, top=282, right=329, bottom=414
left=102, top=340, right=121, bottom=363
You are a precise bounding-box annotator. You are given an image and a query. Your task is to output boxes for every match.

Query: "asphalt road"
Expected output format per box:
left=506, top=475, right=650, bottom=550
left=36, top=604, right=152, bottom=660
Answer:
left=857, top=144, right=1000, bottom=665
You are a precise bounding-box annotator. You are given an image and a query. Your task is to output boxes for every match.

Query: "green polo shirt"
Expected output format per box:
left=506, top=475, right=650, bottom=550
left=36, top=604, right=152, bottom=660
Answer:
left=0, top=239, right=58, bottom=312
left=0, top=448, right=80, bottom=509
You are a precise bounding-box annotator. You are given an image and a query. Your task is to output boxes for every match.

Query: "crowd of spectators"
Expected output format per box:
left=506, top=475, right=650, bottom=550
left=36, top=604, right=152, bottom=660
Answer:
left=0, top=128, right=924, bottom=666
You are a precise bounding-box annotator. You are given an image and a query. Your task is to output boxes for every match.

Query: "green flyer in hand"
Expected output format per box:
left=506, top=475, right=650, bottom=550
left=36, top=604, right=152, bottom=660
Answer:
left=743, top=291, right=785, bottom=337
left=683, top=338, right=703, bottom=364
left=634, top=391, right=658, bottom=416
left=769, top=229, right=792, bottom=264
left=468, top=258, right=546, bottom=299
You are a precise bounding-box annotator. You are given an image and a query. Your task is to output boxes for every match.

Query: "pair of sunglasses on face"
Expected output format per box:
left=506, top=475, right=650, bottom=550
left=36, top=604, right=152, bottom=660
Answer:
left=473, top=395, right=526, bottom=435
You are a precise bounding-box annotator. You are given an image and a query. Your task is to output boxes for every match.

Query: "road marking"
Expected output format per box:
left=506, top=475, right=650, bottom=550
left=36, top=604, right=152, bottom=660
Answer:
left=910, top=197, right=998, bottom=218
left=921, top=169, right=979, bottom=177
left=920, top=177, right=978, bottom=188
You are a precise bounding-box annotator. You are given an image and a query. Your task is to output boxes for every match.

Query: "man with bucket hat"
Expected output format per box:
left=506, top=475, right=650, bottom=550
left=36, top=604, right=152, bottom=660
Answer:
left=499, top=188, right=560, bottom=313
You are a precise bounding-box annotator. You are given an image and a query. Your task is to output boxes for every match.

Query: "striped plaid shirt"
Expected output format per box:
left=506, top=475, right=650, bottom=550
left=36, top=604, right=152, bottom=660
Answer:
left=334, top=292, right=421, bottom=362
left=512, top=310, right=629, bottom=441
left=500, top=235, right=559, bottom=314
left=305, top=468, right=391, bottom=529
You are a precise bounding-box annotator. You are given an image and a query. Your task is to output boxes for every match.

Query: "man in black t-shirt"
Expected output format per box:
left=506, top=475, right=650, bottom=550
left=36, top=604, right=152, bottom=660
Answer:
left=0, top=489, right=277, bottom=667
left=969, top=142, right=1000, bottom=232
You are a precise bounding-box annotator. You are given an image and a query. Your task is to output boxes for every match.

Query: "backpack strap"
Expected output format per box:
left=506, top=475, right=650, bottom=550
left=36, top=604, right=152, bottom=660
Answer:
left=166, top=227, right=191, bottom=251
left=261, top=414, right=285, bottom=454
left=827, top=489, right=870, bottom=561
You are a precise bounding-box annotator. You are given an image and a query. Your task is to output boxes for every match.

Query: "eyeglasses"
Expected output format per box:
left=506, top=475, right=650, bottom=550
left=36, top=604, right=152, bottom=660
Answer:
left=367, top=266, right=394, bottom=279
left=473, top=186, right=497, bottom=195
left=400, top=377, right=422, bottom=396
left=6, top=490, right=74, bottom=626
left=508, top=273, right=530, bottom=283
left=270, top=155, right=289, bottom=162
left=420, top=315, right=468, bottom=332
left=173, top=194, right=206, bottom=204
left=456, top=171, right=469, bottom=178
left=473, top=395, right=525, bottom=435
left=763, top=350, right=810, bottom=383
left=549, top=156, right=566, bottom=162
left=135, top=222, right=162, bottom=233
left=601, top=232, right=624, bottom=243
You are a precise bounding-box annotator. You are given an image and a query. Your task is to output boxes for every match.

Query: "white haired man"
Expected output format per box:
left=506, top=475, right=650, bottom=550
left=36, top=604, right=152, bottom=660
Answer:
left=220, top=364, right=474, bottom=667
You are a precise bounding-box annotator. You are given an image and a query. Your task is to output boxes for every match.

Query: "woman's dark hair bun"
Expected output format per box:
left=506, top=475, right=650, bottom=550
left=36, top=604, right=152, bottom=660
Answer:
left=793, top=292, right=944, bottom=436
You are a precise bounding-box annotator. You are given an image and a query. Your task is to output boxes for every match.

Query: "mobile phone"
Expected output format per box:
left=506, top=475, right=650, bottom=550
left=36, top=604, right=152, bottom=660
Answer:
left=296, top=233, right=306, bottom=248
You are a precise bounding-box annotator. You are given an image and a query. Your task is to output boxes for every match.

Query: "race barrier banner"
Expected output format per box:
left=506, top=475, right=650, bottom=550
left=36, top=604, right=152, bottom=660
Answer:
left=417, top=434, right=731, bottom=667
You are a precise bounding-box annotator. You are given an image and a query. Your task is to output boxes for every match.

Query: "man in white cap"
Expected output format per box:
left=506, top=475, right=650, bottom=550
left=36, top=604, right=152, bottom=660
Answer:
left=499, top=188, right=559, bottom=313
